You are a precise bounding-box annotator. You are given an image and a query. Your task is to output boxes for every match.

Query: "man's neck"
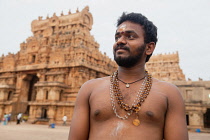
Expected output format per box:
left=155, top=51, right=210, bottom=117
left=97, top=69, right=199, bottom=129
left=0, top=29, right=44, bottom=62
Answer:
left=117, top=63, right=146, bottom=82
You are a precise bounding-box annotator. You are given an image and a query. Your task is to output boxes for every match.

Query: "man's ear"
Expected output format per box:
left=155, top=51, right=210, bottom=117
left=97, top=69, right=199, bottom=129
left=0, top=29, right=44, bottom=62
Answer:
left=145, top=42, right=155, bottom=55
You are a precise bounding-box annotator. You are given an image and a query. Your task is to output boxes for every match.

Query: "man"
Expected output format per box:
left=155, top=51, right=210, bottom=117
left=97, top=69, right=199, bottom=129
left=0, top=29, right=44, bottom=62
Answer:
left=63, top=115, right=67, bottom=126
left=3, top=113, right=8, bottom=125
left=17, top=113, right=22, bottom=124
left=7, top=113, right=11, bottom=124
left=69, top=12, right=188, bottom=140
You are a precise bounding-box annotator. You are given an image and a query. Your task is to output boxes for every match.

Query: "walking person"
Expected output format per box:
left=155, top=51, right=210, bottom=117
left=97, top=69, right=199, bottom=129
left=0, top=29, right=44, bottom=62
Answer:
left=17, top=113, right=22, bottom=125
left=62, top=115, right=67, bottom=126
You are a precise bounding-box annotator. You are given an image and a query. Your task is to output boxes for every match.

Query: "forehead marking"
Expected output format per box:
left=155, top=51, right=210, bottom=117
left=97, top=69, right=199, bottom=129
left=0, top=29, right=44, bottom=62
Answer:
left=118, top=24, right=127, bottom=32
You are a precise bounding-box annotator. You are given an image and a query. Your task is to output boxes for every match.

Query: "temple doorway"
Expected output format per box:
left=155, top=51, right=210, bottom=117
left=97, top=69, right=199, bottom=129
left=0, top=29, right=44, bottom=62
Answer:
left=204, top=108, right=210, bottom=128
left=28, top=75, right=39, bottom=101
left=186, top=114, right=189, bottom=125
left=41, top=108, right=48, bottom=119
left=26, top=75, right=39, bottom=115
left=19, top=74, right=39, bottom=115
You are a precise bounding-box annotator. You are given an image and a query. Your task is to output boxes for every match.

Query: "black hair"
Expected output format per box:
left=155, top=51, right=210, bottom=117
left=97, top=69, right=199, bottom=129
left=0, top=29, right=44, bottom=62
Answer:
left=117, top=12, right=158, bottom=62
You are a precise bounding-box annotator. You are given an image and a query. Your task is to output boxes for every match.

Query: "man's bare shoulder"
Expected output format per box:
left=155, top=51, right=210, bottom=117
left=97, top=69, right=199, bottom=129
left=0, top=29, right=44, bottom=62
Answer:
left=152, top=78, right=184, bottom=109
left=83, top=76, right=110, bottom=86
left=152, top=78, right=181, bottom=96
left=80, top=76, right=110, bottom=92
left=76, top=76, right=110, bottom=102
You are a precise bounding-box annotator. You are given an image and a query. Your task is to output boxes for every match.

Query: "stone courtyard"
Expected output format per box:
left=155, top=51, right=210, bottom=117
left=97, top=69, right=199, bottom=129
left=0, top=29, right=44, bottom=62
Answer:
left=0, top=122, right=209, bottom=140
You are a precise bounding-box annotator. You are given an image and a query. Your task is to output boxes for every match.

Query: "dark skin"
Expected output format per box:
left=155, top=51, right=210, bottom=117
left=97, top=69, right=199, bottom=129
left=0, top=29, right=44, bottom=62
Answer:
left=68, top=21, right=189, bottom=140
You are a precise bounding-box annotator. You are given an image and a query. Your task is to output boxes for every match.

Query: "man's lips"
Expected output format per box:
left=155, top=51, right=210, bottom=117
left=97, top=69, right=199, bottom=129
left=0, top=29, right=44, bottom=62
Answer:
left=115, top=49, right=130, bottom=55
left=116, top=48, right=128, bottom=52
left=114, top=46, right=130, bottom=52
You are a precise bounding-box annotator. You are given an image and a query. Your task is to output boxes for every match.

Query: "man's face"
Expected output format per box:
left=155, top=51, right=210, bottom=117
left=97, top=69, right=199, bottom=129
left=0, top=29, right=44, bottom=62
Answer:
left=113, top=21, right=146, bottom=68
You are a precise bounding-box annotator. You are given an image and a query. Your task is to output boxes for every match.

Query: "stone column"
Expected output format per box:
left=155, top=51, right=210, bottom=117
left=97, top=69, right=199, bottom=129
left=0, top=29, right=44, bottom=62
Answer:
left=189, top=111, right=204, bottom=129
left=0, top=105, right=4, bottom=119
left=48, top=87, right=60, bottom=101
left=35, top=107, right=42, bottom=119
left=27, top=106, right=36, bottom=123
left=36, top=88, right=45, bottom=101
left=0, top=89, right=5, bottom=101
left=48, top=106, right=56, bottom=123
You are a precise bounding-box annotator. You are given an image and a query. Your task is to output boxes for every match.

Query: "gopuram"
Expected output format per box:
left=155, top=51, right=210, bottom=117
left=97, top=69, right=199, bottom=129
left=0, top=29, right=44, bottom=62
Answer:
left=148, top=52, right=210, bottom=131
left=0, top=6, right=117, bottom=124
left=0, top=6, right=210, bottom=131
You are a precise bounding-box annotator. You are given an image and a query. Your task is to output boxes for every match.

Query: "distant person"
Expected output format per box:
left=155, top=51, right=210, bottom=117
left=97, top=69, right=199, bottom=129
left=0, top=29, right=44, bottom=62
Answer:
left=69, top=12, right=188, bottom=139
left=3, top=113, right=8, bottom=125
left=62, top=115, right=67, bottom=126
left=7, top=113, right=11, bottom=124
left=17, top=113, right=22, bottom=124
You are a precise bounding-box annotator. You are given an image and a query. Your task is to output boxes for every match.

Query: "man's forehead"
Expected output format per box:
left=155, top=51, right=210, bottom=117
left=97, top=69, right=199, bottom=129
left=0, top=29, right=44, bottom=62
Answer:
left=118, top=24, right=127, bottom=32
left=117, top=22, right=141, bottom=32
left=116, top=22, right=144, bottom=35
left=116, top=23, right=136, bottom=34
left=117, top=23, right=127, bottom=32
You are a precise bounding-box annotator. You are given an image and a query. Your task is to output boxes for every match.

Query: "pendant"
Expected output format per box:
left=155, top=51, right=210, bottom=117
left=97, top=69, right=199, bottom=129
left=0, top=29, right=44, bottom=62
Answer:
left=126, top=83, right=130, bottom=88
left=133, top=119, right=140, bottom=126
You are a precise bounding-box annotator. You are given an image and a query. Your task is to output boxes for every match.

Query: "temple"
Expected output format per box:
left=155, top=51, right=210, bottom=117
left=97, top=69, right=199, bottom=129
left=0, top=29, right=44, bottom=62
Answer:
left=0, top=6, right=117, bottom=124
left=146, top=52, right=185, bottom=81
left=0, top=6, right=209, bottom=131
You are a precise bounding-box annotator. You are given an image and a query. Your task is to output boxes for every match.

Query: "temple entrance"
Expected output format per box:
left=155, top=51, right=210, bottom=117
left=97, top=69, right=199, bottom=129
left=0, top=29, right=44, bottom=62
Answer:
left=25, top=106, right=30, bottom=115
left=18, top=74, right=39, bottom=115
left=28, top=75, right=39, bottom=101
left=26, top=75, right=39, bottom=115
left=186, top=114, right=189, bottom=125
left=41, top=108, right=48, bottom=119
left=204, top=108, right=210, bottom=128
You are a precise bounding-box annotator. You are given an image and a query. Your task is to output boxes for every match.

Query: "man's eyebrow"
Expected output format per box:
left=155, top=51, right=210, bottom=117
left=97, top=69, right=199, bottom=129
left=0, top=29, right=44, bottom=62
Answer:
left=115, top=30, right=136, bottom=35
left=124, top=30, right=136, bottom=34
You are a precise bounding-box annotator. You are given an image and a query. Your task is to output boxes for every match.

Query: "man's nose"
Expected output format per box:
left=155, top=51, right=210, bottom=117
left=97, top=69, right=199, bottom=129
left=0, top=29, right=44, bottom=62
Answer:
left=117, top=36, right=127, bottom=45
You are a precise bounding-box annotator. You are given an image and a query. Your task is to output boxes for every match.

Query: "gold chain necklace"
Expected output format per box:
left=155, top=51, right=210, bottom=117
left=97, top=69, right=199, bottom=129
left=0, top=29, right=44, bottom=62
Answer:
left=110, top=70, right=152, bottom=126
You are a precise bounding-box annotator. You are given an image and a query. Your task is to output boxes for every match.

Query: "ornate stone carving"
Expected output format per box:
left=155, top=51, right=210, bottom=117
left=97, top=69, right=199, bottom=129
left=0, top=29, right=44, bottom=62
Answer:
left=0, top=6, right=117, bottom=124
left=146, top=52, right=186, bottom=81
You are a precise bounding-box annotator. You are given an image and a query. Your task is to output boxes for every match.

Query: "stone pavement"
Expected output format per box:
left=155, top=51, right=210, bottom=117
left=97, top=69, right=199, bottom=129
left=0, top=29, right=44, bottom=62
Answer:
left=0, top=122, right=210, bottom=140
left=0, top=122, right=69, bottom=140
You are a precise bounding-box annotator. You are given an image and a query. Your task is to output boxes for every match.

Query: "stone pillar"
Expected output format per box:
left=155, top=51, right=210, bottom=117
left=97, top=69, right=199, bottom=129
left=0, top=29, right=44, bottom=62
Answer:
left=36, top=88, right=45, bottom=101
left=35, top=107, right=42, bottom=119
left=49, top=88, right=60, bottom=101
left=28, top=106, right=36, bottom=122
left=15, top=73, right=29, bottom=114
left=0, top=105, right=4, bottom=119
left=189, top=111, right=204, bottom=129
left=0, top=89, right=5, bottom=101
left=48, top=106, right=56, bottom=122
left=0, top=89, right=10, bottom=101
left=69, top=106, right=74, bottom=122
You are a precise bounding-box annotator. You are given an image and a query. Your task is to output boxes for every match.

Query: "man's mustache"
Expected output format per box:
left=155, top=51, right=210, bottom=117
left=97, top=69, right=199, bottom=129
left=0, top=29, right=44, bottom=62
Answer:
left=114, top=44, right=130, bottom=52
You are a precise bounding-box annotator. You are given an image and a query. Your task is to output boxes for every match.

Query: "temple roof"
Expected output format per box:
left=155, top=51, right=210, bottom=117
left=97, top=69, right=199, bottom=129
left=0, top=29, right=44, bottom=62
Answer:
left=31, top=6, right=93, bottom=33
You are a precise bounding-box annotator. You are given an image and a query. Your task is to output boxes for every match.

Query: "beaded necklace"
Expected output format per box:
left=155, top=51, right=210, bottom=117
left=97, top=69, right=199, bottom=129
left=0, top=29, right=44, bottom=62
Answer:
left=110, top=70, right=152, bottom=126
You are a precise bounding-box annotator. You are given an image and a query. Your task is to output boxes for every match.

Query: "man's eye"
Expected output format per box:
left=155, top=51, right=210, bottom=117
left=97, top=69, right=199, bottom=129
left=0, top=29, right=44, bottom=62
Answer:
left=115, top=36, right=120, bottom=41
left=127, top=35, right=135, bottom=39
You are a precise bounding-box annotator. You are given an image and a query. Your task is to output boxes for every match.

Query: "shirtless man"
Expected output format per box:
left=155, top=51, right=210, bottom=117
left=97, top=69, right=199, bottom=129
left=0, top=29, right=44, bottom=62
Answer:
left=68, top=12, right=188, bottom=140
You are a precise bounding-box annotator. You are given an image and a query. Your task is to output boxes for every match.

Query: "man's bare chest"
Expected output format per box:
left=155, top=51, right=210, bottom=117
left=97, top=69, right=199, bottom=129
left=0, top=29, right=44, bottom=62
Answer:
left=89, top=87, right=168, bottom=125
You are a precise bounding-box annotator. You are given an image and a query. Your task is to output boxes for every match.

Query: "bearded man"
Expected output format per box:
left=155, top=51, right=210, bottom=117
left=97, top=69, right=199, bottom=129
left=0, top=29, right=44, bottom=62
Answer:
left=68, top=12, right=189, bottom=140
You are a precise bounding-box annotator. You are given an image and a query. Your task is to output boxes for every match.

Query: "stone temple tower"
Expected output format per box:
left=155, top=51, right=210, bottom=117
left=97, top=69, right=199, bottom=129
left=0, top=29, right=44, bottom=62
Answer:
left=0, top=6, right=117, bottom=124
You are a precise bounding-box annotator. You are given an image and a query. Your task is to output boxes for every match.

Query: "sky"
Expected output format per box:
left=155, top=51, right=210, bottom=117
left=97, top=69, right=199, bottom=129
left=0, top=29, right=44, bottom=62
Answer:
left=0, top=0, right=210, bottom=81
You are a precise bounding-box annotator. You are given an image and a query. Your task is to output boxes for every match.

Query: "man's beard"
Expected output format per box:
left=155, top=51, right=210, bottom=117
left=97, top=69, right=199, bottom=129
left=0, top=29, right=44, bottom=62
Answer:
left=114, top=44, right=146, bottom=68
